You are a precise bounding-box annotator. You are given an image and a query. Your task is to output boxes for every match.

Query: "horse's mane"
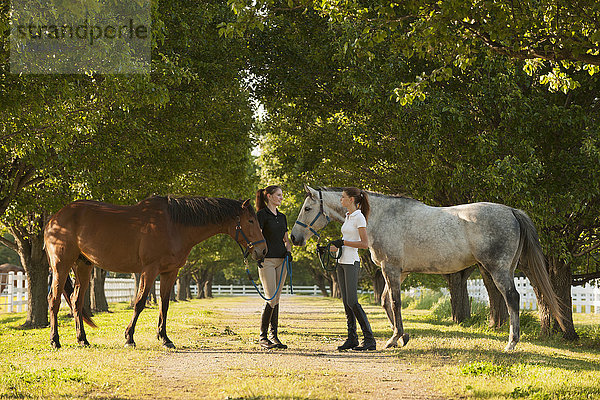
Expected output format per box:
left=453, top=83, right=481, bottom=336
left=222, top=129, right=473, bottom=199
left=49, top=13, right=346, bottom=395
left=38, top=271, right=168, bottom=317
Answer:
left=164, top=196, right=253, bottom=226
left=317, top=186, right=414, bottom=200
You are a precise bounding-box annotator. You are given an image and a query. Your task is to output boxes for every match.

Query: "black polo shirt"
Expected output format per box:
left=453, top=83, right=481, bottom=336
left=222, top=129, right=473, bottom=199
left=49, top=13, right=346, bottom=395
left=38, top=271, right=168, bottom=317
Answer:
left=257, top=207, right=288, bottom=258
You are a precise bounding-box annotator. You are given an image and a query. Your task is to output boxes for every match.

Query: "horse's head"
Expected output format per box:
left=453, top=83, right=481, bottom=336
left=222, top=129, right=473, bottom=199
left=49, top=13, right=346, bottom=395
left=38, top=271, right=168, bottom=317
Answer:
left=290, top=185, right=331, bottom=246
left=235, top=199, right=267, bottom=261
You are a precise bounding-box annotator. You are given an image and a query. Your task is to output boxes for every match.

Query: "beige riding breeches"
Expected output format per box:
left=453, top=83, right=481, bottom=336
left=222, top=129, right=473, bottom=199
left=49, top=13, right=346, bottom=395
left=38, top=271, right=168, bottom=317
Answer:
left=258, top=257, right=287, bottom=306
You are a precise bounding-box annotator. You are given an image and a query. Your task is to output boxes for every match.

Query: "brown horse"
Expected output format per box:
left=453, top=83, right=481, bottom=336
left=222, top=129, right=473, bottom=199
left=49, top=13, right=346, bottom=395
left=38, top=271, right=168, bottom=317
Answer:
left=44, top=195, right=266, bottom=349
left=0, top=263, right=25, bottom=293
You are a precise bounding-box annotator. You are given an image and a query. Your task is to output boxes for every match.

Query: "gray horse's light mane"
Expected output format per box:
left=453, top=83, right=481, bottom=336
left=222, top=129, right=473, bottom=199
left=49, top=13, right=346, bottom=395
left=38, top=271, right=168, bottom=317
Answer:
left=317, top=186, right=416, bottom=201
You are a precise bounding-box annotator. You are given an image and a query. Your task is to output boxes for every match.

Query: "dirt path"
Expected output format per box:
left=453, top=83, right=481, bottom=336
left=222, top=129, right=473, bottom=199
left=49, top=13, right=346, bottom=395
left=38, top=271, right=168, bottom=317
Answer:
left=147, top=296, right=447, bottom=400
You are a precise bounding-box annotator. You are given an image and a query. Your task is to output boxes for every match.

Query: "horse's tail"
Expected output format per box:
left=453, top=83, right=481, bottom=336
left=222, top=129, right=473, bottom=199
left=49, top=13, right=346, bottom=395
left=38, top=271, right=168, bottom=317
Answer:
left=511, top=208, right=567, bottom=331
left=63, top=276, right=97, bottom=328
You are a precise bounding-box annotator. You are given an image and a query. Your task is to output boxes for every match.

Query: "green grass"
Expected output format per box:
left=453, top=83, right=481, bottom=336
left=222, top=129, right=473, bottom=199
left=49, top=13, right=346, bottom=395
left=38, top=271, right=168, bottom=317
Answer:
left=388, top=306, right=600, bottom=400
left=0, top=302, right=167, bottom=399
left=0, top=297, right=599, bottom=399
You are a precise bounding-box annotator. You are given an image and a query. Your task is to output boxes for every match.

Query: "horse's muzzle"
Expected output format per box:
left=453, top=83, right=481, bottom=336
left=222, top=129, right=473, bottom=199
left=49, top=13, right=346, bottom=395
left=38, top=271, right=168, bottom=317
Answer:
left=251, top=246, right=267, bottom=262
left=290, top=232, right=305, bottom=247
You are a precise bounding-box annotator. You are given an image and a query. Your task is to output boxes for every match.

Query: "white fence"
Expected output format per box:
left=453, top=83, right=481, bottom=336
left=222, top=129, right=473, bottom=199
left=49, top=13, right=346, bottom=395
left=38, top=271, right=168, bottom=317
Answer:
left=103, top=281, right=326, bottom=300
left=211, top=284, right=325, bottom=296
left=0, top=272, right=27, bottom=312
left=2, top=273, right=599, bottom=314
left=467, top=277, right=600, bottom=314
left=105, top=278, right=148, bottom=303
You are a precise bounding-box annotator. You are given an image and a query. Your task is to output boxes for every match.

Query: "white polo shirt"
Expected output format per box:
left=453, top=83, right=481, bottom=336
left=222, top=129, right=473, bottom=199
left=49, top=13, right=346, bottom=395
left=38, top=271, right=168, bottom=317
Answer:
left=338, top=209, right=367, bottom=264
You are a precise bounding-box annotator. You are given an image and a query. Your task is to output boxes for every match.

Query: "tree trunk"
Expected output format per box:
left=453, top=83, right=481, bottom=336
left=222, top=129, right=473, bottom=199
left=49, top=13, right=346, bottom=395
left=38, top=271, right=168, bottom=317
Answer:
left=169, top=276, right=177, bottom=302
left=90, top=267, right=109, bottom=312
left=84, top=283, right=92, bottom=314
left=148, top=279, right=157, bottom=304
left=177, top=273, right=191, bottom=301
left=12, top=225, right=49, bottom=328
left=194, top=268, right=213, bottom=299
left=307, top=266, right=329, bottom=296
left=185, top=277, right=192, bottom=299
left=329, top=271, right=341, bottom=298
left=194, top=269, right=207, bottom=299
left=479, top=266, right=508, bottom=328
left=316, top=274, right=329, bottom=296
left=444, top=266, right=475, bottom=323
left=204, top=271, right=213, bottom=298
left=536, top=257, right=578, bottom=340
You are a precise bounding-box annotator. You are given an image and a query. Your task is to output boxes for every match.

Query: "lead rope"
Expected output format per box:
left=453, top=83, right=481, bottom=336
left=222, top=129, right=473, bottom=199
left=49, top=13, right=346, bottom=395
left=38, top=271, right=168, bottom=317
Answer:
left=245, top=256, right=293, bottom=301
left=316, top=242, right=342, bottom=272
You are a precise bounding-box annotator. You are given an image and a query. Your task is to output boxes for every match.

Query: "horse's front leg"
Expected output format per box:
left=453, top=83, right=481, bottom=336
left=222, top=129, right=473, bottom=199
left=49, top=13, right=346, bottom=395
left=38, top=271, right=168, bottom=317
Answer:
left=48, top=269, right=69, bottom=349
left=381, top=265, right=410, bottom=348
left=157, top=269, right=179, bottom=348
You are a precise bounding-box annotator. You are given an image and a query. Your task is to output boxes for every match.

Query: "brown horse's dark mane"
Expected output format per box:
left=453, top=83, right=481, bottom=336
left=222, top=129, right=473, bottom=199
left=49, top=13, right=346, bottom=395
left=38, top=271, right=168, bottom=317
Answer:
left=163, top=196, right=254, bottom=226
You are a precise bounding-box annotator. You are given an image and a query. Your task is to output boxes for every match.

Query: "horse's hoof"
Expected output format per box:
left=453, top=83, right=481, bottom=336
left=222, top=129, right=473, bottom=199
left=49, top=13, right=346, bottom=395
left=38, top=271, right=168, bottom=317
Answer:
left=384, top=339, right=398, bottom=348
left=163, top=341, right=176, bottom=349
left=78, top=340, right=90, bottom=347
left=124, top=342, right=136, bottom=348
left=400, top=334, right=410, bottom=347
left=504, top=342, right=517, bottom=352
left=51, top=341, right=61, bottom=349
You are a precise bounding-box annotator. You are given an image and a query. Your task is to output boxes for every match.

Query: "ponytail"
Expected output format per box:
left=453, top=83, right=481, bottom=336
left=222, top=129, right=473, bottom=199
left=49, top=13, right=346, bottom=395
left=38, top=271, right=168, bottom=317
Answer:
left=343, top=187, right=370, bottom=222
left=255, top=185, right=282, bottom=211
left=359, top=190, right=370, bottom=222
left=255, top=189, right=267, bottom=211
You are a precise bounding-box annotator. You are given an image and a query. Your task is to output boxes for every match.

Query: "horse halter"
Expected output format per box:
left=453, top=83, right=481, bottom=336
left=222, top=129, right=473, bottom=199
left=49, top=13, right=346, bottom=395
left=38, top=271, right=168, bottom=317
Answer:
left=294, top=188, right=331, bottom=241
left=235, top=219, right=266, bottom=259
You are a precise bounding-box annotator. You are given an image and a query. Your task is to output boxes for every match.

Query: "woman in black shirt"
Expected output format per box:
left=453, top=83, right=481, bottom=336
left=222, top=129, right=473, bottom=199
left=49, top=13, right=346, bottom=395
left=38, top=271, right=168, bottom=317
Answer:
left=255, top=185, right=292, bottom=349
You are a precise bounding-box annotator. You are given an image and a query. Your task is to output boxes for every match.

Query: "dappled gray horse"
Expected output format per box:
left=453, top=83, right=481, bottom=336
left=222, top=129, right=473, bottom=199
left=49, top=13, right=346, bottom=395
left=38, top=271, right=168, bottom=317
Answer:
left=290, top=186, right=566, bottom=351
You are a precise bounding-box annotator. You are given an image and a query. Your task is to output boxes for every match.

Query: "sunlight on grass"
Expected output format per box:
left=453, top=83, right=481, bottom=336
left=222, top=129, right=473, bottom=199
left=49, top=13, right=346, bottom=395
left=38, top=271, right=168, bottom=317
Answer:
left=204, top=368, right=352, bottom=400
left=0, top=296, right=598, bottom=399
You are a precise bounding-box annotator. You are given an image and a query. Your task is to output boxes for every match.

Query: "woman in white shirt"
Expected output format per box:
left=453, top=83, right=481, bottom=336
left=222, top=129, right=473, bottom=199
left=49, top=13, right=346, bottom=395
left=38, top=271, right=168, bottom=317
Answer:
left=330, top=187, right=375, bottom=351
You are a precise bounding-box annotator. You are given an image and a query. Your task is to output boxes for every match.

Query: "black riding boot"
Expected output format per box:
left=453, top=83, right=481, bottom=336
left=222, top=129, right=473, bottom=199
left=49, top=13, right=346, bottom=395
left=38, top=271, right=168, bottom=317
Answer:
left=351, top=303, right=376, bottom=351
left=269, top=304, right=287, bottom=349
left=259, top=303, right=277, bottom=349
left=338, top=304, right=359, bottom=350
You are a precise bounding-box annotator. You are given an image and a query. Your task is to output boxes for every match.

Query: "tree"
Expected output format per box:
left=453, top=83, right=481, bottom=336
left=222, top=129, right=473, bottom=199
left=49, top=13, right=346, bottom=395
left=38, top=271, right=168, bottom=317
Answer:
left=241, top=5, right=600, bottom=339
left=444, top=266, right=476, bottom=323
left=223, top=0, right=600, bottom=97
left=0, top=233, right=20, bottom=265
left=184, top=235, right=250, bottom=299
left=0, top=0, right=258, bottom=327
left=90, top=267, right=108, bottom=312
left=1, top=214, right=49, bottom=327
left=176, top=265, right=194, bottom=301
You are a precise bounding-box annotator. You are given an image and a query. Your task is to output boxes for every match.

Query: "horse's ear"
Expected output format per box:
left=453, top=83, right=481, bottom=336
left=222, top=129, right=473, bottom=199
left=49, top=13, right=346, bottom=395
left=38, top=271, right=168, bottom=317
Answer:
left=304, top=185, right=315, bottom=199
left=241, top=199, right=251, bottom=209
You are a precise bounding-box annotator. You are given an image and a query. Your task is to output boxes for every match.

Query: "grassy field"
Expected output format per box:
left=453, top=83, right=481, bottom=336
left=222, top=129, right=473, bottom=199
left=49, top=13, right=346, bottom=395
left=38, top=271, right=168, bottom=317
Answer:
left=0, top=295, right=599, bottom=399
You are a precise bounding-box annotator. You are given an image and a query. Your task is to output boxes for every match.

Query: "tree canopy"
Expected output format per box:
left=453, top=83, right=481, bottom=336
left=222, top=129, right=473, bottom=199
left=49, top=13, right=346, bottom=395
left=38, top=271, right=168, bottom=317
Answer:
left=223, top=0, right=600, bottom=100
left=1, top=0, right=598, bottom=329
left=244, top=3, right=600, bottom=291
left=0, top=0, right=259, bottom=326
